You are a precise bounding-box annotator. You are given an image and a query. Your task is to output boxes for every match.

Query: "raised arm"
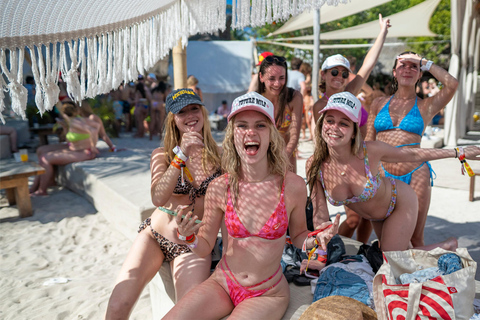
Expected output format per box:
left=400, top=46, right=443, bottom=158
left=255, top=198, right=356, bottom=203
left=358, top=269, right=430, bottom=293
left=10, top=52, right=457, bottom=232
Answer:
left=285, top=90, right=303, bottom=158
left=346, top=14, right=391, bottom=95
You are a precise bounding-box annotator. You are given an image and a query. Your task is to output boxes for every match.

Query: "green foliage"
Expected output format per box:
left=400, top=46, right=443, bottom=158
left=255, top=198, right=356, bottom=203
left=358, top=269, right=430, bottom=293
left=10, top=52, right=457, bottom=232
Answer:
left=242, top=0, right=451, bottom=70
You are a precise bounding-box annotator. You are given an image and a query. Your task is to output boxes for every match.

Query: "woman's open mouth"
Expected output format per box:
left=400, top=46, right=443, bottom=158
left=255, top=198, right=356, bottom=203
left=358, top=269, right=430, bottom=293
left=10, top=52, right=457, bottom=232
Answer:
left=244, top=141, right=260, bottom=155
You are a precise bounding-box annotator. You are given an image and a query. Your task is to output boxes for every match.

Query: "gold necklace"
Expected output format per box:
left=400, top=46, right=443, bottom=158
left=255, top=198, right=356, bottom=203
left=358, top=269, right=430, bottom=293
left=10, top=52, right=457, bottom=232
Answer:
left=241, top=173, right=270, bottom=183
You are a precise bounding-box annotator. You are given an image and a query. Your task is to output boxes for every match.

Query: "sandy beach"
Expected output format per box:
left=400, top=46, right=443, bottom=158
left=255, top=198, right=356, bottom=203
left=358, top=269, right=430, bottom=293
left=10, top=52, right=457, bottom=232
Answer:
left=1, top=128, right=479, bottom=319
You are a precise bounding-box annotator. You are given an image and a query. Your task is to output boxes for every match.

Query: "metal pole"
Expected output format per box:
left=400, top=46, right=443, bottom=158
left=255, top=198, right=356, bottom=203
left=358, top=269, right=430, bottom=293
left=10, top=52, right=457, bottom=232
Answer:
left=172, top=39, right=187, bottom=89
left=312, top=9, right=320, bottom=102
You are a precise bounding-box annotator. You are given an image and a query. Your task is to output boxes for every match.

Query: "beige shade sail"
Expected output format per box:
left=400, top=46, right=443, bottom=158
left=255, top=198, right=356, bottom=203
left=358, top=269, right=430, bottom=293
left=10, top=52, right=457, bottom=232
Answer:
left=268, top=0, right=392, bottom=36
left=274, top=0, right=441, bottom=42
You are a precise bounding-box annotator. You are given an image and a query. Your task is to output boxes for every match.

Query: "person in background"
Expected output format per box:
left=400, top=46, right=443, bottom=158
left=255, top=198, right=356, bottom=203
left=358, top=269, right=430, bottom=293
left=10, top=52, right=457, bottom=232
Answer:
left=187, top=75, right=203, bottom=102
left=29, top=102, right=101, bottom=196
left=256, top=55, right=303, bottom=173
left=216, top=100, right=230, bottom=118
left=105, top=89, right=222, bottom=319
left=150, top=82, right=167, bottom=140
left=300, top=62, right=314, bottom=140
left=287, top=57, right=306, bottom=96
left=133, top=75, right=152, bottom=138
left=147, top=73, right=159, bottom=90
left=366, top=52, right=458, bottom=247
left=248, top=51, right=274, bottom=93
left=0, top=125, right=18, bottom=153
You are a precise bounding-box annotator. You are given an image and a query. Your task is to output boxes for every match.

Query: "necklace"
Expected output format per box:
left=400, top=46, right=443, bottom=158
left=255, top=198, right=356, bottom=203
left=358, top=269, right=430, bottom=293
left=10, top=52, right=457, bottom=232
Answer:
left=241, top=172, right=270, bottom=183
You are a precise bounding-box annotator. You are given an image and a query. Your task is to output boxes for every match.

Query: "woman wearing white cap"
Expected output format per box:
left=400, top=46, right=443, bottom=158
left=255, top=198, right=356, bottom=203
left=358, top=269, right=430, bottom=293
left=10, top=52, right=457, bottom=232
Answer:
left=366, top=52, right=458, bottom=248
left=106, top=89, right=222, bottom=319
left=307, top=92, right=480, bottom=252
left=164, top=91, right=338, bottom=319
left=311, top=14, right=391, bottom=243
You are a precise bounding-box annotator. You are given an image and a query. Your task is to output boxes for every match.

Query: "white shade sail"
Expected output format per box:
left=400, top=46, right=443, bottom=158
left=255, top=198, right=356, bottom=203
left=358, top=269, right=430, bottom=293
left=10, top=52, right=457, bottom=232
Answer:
left=269, top=0, right=392, bottom=36
left=0, top=0, right=350, bottom=122
left=275, top=0, right=441, bottom=42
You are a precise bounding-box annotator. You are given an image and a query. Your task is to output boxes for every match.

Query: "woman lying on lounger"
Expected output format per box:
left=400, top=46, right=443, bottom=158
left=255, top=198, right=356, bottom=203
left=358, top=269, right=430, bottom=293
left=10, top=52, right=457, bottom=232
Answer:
left=163, top=92, right=339, bottom=320
left=105, top=89, right=222, bottom=319
left=307, top=92, right=480, bottom=252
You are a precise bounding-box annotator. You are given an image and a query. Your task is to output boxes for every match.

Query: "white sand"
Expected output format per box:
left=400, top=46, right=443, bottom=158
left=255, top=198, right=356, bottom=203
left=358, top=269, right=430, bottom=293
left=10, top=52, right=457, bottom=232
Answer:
left=0, top=187, right=151, bottom=320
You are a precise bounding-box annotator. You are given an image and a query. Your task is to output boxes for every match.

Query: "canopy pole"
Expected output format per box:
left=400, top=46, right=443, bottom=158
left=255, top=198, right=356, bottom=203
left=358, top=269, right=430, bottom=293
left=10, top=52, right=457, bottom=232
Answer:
left=172, top=39, right=187, bottom=89
left=312, top=9, right=320, bottom=102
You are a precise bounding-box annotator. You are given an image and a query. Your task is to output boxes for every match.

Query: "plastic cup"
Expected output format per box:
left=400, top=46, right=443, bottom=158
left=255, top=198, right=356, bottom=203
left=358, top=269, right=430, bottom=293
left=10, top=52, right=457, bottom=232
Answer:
left=19, top=149, right=28, bottom=162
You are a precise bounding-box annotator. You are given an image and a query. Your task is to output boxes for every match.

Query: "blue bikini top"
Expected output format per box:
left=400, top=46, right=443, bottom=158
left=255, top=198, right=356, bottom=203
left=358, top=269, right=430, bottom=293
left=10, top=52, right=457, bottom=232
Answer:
left=374, top=96, right=424, bottom=136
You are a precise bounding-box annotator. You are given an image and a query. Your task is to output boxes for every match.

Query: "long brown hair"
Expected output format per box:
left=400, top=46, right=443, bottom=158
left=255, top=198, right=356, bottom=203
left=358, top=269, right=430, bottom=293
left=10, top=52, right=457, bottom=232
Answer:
left=306, top=113, right=362, bottom=197
left=163, top=106, right=221, bottom=173
left=222, top=114, right=288, bottom=206
left=256, top=56, right=295, bottom=128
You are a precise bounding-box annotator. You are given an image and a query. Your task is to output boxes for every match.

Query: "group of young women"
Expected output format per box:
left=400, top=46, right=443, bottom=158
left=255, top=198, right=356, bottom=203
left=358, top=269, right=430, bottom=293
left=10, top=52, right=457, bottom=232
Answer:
left=105, top=17, right=480, bottom=319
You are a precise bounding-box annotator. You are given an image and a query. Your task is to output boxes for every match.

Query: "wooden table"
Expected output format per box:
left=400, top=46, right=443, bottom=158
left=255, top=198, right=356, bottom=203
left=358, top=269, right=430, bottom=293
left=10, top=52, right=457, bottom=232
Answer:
left=0, top=160, right=45, bottom=217
left=469, top=170, right=480, bottom=202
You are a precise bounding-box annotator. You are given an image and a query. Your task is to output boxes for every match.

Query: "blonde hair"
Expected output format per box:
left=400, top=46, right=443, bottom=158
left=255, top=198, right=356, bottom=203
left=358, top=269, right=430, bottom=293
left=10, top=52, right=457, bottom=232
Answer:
left=222, top=114, right=288, bottom=205
left=187, top=75, right=199, bottom=87
left=307, top=113, right=362, bottom=197
left=163, top=106, right=221, bottom=173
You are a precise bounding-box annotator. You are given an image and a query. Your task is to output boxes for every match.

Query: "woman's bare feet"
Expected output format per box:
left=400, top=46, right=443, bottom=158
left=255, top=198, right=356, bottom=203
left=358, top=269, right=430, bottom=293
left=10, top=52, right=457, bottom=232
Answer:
left=439, top=237, right=458, bottom=251
left=30, top=191, right=49, bottom=197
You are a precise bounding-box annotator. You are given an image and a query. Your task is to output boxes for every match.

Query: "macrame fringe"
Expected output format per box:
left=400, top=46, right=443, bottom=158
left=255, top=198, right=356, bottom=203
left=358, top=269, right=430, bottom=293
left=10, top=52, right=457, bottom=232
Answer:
left=0, top=0, right=226, bottom=119
left=232, top=0, right=349, bottom=29
left=0, top=0, right=348, bottom=120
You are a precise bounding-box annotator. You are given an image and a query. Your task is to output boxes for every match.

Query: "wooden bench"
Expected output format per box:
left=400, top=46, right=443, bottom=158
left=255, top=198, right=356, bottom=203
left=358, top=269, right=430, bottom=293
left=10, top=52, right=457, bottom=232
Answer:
left=0, top=159, right=45, bottom=217
left=469, top=170, right=480, bottom=201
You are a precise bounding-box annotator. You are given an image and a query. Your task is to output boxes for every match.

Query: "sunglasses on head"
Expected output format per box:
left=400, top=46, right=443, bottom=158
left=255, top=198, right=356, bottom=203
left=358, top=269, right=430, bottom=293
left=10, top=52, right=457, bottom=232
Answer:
left=264, top=55, right=287, bottom=64
left=330, top=69, right=349, bottom=79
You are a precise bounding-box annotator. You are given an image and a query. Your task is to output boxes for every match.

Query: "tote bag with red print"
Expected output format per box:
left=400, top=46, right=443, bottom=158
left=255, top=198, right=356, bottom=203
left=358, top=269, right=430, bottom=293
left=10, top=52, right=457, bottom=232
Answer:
left=373, top=248, right=476, bottom=320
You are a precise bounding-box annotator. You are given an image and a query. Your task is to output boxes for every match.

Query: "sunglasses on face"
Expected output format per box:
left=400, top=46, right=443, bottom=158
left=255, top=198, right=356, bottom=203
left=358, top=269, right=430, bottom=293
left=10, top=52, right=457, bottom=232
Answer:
left=330, top=69, right=349, bottom=79
left=264, top=55, right=287, bottom=64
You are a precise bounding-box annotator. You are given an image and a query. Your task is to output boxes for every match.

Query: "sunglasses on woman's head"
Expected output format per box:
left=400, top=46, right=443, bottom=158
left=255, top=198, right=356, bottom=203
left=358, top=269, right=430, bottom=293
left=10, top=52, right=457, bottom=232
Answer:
left=264, top=55, right=287, bottom=64
left=330, top=69, right=349, bottom=79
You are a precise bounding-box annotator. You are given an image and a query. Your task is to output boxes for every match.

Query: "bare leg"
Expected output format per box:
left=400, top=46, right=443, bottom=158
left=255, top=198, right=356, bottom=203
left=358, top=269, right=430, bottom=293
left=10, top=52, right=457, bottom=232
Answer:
left=106, top=229, right=165, bottom=320
left=170, top=251, right=211, bottom=302
left=0, top=126, right=18, bottom=152
left=409, top=165, right=432, bottom=247
left=338, top=206, right=360, bottom=238
left=356, top=217, right=373, bottom=244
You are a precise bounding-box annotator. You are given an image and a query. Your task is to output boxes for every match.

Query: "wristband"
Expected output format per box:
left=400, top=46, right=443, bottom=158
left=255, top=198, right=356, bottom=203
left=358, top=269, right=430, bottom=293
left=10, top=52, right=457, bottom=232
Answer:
left=185, top=235, right=198, bottom=249
left=177, top=229, right=194, bottom=241
left=421, top=60, right=433, bottom=71
left=173, top=146, right=188, bottom=162
left=456, top=147, right=475, bottom=177
left=170, top=160, right=182, bottom=170
left=110, top=146, right=117, bottom=152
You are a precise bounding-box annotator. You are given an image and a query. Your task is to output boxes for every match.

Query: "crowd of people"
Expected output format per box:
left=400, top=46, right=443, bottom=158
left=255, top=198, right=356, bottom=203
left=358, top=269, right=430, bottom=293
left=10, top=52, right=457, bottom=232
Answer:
left=10, top=14, right=479, bottom=320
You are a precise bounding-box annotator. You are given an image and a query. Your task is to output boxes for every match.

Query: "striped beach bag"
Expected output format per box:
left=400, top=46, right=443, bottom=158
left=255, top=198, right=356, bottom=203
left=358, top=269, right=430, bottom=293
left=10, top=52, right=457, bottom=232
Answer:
left=373, top=248, right=476, bottom=320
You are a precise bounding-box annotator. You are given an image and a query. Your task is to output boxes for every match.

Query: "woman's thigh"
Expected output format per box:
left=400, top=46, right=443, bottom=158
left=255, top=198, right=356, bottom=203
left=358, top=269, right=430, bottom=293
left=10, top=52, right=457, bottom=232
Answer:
left=37, top=143, right=68, bottom=156
left=163, top=276, right=233, bottom=320
left=43, top=149, right=94, bottom=165
left=229, top=276, right=290, bottom=320
left=377, top=182, right=418, bottom=251
left=170, top=252, right=212, bottom=301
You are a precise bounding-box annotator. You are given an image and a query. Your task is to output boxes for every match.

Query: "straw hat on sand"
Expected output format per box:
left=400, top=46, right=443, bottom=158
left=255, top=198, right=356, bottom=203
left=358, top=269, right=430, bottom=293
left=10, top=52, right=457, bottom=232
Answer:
left=299, top=295, right=377, bottom=320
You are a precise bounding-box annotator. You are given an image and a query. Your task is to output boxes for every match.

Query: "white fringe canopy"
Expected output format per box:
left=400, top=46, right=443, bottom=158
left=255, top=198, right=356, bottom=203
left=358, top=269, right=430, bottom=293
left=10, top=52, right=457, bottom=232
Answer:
left=0, top=0, right=347, bottom=123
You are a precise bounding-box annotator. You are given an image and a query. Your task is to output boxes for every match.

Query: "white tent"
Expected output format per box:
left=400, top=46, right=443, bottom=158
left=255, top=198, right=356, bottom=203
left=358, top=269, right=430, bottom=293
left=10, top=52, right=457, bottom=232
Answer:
left=444, top=0, right=479, bottom=147
left=0, top=0, right=351, bottom=123
left=170, top=40, right=253, bottom=112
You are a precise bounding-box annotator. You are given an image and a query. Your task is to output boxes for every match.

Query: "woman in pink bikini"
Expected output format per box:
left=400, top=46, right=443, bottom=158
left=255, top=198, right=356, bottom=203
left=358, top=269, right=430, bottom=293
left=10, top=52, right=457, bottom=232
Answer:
left=307, top=92, right=479, bottom=252
left=164, top=92, right=339, bottom=320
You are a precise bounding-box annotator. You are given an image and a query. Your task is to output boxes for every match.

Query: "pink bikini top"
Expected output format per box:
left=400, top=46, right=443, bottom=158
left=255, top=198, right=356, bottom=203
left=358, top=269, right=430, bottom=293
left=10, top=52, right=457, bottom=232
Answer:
left=224, top=175, right=288, bottom=240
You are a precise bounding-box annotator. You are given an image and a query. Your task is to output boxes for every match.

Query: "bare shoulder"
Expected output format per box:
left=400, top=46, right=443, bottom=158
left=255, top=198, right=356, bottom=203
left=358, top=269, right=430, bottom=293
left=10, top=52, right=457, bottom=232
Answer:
left=152, top=147, right=165, bottom=157
left=285, top=171, right=307, bottom=197
left=206, top=174, right=228, bottom=203
left=370, top=95, right=390, bottom=114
